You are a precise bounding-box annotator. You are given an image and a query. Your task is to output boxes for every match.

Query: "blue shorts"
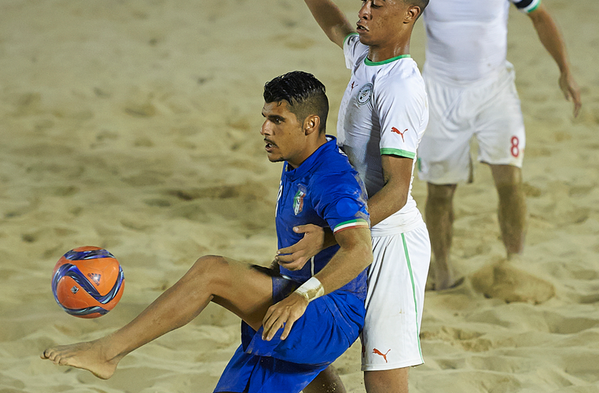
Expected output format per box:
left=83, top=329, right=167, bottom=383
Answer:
left=214, top=274, right=366, bottom=393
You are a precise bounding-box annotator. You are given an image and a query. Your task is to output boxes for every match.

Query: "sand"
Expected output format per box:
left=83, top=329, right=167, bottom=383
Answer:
left=1, top=0, right=598, bottom=392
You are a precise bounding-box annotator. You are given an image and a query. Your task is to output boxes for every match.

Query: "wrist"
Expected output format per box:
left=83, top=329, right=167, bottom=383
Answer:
left=295, top=277, right=325, bottom=303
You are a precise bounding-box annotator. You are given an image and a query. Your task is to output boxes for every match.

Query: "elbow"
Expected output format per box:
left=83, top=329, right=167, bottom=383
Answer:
left=359, top=241, right=374, bottom=270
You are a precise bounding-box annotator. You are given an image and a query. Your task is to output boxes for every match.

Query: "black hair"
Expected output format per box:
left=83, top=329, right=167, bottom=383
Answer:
left=407, top=0, right=429, bottom=16
left=263, top=71, right=329, bottom=133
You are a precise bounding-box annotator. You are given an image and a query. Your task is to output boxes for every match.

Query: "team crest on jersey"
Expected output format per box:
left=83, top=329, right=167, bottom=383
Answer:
left=357, top=83, right=373, bottom=105
left=293, top=185, right=307, bottom=215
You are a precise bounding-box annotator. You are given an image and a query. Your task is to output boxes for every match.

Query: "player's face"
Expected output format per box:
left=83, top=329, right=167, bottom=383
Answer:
left=261, top=101, right=309, bottom=168
left=356, top=0, right=407, bottom=46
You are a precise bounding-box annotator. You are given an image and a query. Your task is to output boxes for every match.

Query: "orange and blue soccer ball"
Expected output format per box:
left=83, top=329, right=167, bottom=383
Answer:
left=52, top=246, right=125, bottom=318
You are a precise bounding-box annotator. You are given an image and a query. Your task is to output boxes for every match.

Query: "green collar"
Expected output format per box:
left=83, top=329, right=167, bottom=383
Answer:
left=365, top=54, right=411, bottom=66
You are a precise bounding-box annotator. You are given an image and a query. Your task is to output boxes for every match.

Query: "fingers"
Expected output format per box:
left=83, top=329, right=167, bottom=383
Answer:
left=570, top=88, right=582, bottom=118
left=275, top=255, right=309, bottom=271
left=261, top=295, right=307, bottom=341
left=559, top=74, right=582, bottom=118
left=262, top=305, right=287, bottom=341
left=293, top=224, right=318, bottom=234
left=280, top=318, right=295, bottom=340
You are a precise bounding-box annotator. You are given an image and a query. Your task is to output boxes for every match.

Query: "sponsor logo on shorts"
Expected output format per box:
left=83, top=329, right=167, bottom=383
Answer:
left=373, top=348, right=391, bottom=363
left=357, top=83, right=373, bottom=105
left=391, top=127, right=408, bottom=142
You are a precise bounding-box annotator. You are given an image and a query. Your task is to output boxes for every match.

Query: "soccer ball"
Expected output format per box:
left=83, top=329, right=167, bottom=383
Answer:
left=52, top=246, right=125, bottom=318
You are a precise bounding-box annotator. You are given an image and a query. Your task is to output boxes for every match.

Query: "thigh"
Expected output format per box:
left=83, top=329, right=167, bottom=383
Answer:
left=207, top=258, right=274, bottom=330
left=475, top=67, right=525, bottom=167
left=362, top=225, right=431, bottom=371
left=418, top=77, right=475, bottom=184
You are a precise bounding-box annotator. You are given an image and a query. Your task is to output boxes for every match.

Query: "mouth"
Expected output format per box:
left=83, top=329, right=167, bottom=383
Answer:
left=264, top=139, right=277, bottom=152
left=356, top=22, right=368, bottom=33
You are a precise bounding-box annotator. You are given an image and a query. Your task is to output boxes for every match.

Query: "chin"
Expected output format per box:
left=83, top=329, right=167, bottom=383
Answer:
left=266, top=155, right=283, bottom=163
left=358, top=35, right=372, bottom=46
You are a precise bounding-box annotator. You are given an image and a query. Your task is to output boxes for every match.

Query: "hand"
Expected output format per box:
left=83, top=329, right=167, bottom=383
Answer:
left=559, top=71, right=582, bottom=117
left=276, top=224, right=326, bottom=271
left=262, top=292, right=308, bottom=341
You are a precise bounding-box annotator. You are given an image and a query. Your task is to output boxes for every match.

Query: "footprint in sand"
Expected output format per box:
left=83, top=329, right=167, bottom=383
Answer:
left=470, top=259, right=555, bottom=304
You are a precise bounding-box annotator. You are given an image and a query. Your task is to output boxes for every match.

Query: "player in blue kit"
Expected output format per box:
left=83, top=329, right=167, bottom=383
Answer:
left=41, top=71, right=373, bottom=393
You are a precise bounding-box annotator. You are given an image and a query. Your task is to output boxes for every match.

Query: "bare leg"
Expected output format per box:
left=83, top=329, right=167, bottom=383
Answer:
left=425, top=183, right=458, bottom=290
left=41, top=256, right=273, bottom=379
left=490, top=165, right=527, bottom=258
left=364, top=368, right=409, bottom=393
left=304, top=365, right=347, bottom=393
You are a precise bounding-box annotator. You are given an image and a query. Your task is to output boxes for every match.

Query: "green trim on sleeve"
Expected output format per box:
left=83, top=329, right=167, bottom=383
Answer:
left=333, top=219, right=370, bottom=233
left=380, top=148, right=416, bottom=159
left=343, top=33, right=359, bottom=47
left=527, top=0, right=541, bottom=13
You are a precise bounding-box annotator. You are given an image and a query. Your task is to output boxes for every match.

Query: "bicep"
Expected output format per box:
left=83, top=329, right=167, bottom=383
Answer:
left=381, top=154, right=413, bottom=191
left=527, top=3, right=550, bottom=24
left=333, top=226, right=372, bottom=253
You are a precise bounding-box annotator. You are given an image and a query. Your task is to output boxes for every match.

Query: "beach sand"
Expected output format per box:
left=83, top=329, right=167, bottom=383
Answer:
left=1, top=0, right=598, bottom=391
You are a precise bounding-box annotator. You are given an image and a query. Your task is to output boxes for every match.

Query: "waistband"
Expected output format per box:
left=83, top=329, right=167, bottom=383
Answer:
left=370, top=216, right=427, bottom=237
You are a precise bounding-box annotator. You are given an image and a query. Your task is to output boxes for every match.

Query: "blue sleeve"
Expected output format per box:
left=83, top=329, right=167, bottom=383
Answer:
left=312, top=172, right=370, bottom=233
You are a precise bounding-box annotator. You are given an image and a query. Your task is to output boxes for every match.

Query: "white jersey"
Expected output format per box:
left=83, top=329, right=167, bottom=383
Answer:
left=338, top=34, right=429, bottom=233
left=423, top=0, right=541, bottom=82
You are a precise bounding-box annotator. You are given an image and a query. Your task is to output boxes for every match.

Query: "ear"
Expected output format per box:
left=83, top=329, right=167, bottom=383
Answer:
left=303, top=114, right=321, bottom=136
left=404, top=5, right=421, bottom=23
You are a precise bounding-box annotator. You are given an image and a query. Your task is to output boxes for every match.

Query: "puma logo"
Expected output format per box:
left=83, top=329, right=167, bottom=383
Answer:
left=373, top=348, right=391, bottom=363
left=391, top=127, right=408, bottom=142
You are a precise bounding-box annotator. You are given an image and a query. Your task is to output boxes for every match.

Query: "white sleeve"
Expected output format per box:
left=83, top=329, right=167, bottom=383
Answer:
left=343, top=34, right=364, bottom=70
left=511, top=0, right=541, bottom=13
left=374, top=77, right=428, bottom=160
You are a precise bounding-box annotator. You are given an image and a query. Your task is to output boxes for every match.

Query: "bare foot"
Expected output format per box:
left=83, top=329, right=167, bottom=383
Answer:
left=41, top=339, right=120, bottom=379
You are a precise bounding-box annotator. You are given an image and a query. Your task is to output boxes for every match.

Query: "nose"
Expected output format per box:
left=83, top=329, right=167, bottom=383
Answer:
left=260, top=120, right=270, bottom=136
left=358, top=1, right=371, bottom=19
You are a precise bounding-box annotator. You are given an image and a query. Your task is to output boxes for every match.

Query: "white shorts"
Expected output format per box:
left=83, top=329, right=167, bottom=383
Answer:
left=361, top=222, right=431, bottom=371
left=418, top=62, right=525, bottom=185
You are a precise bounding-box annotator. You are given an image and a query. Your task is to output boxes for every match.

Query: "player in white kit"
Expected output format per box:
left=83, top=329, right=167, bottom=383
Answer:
left=275, top=0, right=431, bottom=392
left=418, top=0, right=582, bottom=290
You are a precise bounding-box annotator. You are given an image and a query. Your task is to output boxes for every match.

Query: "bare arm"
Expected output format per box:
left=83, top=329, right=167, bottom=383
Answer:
left=528, top=3, right=581, bottom=117
left=262, top=226, right=372, bottom=340
left=304, top=0, right=355, bottom=48
left=367, top=155, right=413, bottom=227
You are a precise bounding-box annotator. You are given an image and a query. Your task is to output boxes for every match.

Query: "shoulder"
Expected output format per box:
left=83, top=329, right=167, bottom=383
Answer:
left=344, top=34, right=369, bottom=65
left=373, top=60, right=427, bottom=104
left=311, top=153, right=362, bottom=194
left=375, top=59, right=424, bottom=90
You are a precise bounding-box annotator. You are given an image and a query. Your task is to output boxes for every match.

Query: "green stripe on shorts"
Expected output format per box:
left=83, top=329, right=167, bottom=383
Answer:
left=401, top=232, right=423, bottom=362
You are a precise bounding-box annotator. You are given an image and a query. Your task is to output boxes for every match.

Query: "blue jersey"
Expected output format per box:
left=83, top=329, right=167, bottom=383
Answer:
left=214, top=136, right=370, bottom=393
left=275, top=136, right=370, bottom=297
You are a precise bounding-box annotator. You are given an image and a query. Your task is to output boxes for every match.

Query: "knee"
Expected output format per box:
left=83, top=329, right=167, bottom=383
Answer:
left=188, top=255, right=228, bottom=280
left=427, top=183, right=456, bottom=204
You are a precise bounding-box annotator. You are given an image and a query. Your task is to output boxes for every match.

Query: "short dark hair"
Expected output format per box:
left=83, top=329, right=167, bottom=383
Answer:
left=406, top=0, right=428, bottom=15
left=263, top=71, right=329, bottom=134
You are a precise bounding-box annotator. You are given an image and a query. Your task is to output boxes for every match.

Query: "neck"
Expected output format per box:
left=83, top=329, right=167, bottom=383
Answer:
left=288, top=133, right=328, bottom=169
left=367, top=41, right=410, bottom=63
